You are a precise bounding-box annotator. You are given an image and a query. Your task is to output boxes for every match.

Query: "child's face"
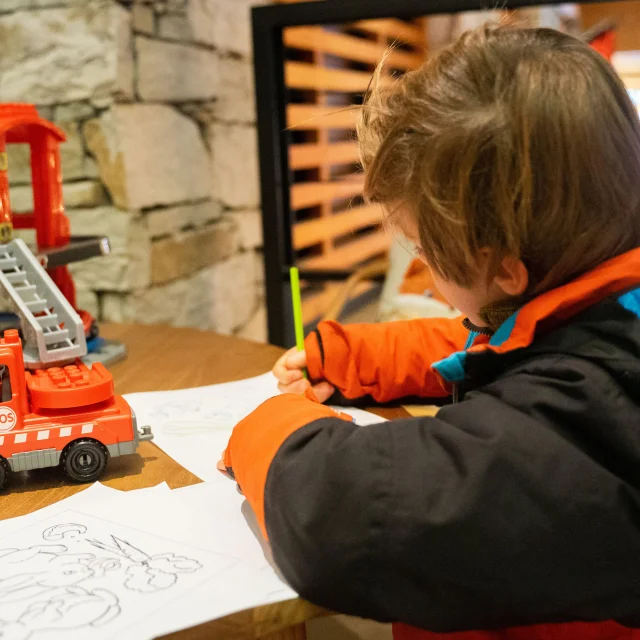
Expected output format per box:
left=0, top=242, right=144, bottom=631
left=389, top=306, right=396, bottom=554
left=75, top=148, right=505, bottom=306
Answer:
left=396, top=210, right=525, bottom=328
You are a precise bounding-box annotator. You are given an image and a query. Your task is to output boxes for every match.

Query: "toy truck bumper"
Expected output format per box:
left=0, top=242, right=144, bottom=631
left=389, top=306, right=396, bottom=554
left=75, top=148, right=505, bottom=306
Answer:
left=138, top=425, right=153, bottom=441
left=106, top=408, right=153, bottom=458
left=132, top=408, right=154, bottom=444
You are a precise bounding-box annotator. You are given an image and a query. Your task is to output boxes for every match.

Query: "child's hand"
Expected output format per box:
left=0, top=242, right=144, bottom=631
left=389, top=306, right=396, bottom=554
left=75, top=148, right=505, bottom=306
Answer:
left=273, top=347, right=335, bottom=403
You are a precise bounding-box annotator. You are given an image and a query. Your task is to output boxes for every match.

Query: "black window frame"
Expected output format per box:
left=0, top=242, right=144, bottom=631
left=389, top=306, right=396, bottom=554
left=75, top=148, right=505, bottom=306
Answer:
left=252, top=0, right=621, bottom=346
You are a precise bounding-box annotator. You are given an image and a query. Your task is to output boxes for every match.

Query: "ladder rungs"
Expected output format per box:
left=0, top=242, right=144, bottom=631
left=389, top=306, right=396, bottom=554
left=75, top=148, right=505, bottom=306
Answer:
left=44, top=342, right=76, bottom=354
left=5, top=271, right=27, bottom=284
left=0, top=239, right=86, bottom=367
left=14, top=285, right=37, bottom=295
left=43, top=330, right=70, bottom=345
left=26, top=300, right=48, bottom=313
left=35, top=314, right=60, bottom=328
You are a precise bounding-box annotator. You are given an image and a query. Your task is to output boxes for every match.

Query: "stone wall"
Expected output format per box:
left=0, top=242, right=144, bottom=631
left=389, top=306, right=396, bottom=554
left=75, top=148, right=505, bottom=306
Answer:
left=0, top=0, right=267, bottom=343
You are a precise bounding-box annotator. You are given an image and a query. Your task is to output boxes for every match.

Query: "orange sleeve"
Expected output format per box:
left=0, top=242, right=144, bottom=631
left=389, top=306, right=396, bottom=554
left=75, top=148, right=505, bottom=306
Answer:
left=304, top=317, right=470, bottom=403
left=223, top=392, right=351, bottom=539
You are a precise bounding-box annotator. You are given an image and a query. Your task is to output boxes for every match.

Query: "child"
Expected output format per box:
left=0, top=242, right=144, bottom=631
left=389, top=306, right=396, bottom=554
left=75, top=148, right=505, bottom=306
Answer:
left=220, top=25, right=640, bottom=640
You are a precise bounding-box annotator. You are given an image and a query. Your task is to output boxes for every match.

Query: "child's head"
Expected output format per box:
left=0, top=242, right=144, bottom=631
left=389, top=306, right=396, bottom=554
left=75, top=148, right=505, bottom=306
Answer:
left=359, top=24, right=640, bottom=326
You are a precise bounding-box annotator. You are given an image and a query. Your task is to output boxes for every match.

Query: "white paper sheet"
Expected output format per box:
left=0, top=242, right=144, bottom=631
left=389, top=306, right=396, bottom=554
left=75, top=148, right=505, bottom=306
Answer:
left=0, top=508, right=234, bottom=640
left=125, top=372, right=385, bottom=482
left=0, top=481, right=298, bottom=639
left=116, top=482, right=297, bottom=639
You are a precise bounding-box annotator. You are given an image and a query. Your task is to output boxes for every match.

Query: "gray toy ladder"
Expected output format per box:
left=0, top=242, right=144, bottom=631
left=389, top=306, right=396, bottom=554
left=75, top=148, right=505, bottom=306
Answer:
left=0, top=239, right=87, bottom=368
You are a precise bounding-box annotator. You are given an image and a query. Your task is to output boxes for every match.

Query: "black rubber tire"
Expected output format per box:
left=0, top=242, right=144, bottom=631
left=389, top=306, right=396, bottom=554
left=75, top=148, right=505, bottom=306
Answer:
left=0, top=457, right=9, bottom=491
left=61, top=439, right=108, bottom=483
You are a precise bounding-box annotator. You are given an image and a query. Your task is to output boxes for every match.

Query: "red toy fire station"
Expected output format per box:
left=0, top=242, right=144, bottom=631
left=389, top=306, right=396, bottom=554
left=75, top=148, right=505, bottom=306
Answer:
left=0, top=104, right=151, bottom=490
left=0, top=103, right=107, bottom=339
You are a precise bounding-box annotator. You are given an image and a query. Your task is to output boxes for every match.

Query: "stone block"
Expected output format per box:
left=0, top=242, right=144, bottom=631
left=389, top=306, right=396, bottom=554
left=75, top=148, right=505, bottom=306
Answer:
left=102, top=292, right=133, bottom=323
left=157, top=14, right=191, bottom=40
left=132, top=3, right=154, bottom=35
left=216, top=55, right=255, bottom=123
left=210, top=123, right=259, bottom=209
left=84, top=104, right=212, bottom=210
left=6, top=145, right=31, bottom=186
left=129, top=268, right=214, bottom=329
left=165, top=0, right=187, bottom=10
left=136, top=36, right=218, bottom=102
left=0, top=3, right=125, bottom=105
left=187, top=0, right=265, bottom=56
left=55, top=102, right=96, bottom=121
left=209, top=251, right=260, bottom=334
left=7, top=121, right=97, bottom=186
left=178, top=102, right=217, bottom=127
left=67, top=207, right=150, bottom=291
left=76, top=288, right=99, bottom=318
left=64, top=181, right=109, bottom=209
left=150, top=218, right=238, bottom=284
left=231, top=209, right=262, bottom=250
left=146, top=200, right=222, bottom=239
left=184, top=0, right=214, bottom=47
left=236, top=302, right=267, bottom=344
left=57, top=121, right=101, bottom=182
left=131, top=279, right=190, bottom=325
left=2, top=0, right=77, bottom=11
left=116, top=3, right=135, bottom=101
left=9, top=180, right=107, bottom=212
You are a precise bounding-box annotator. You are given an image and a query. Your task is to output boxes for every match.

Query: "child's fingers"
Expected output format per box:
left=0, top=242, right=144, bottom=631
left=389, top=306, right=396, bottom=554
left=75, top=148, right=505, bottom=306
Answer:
left=272, top=349, right=301, bottom=383
left=276, top=367, right=304, bottom=385
left=312, top=381, right=335, bottom=403
left=285, top=349, right=307, bottom=370
left=278, top=378, right=311, bottom=395
left=273, top=348, right=309, bottom=385
left=272, top=350, right=291, bottom=376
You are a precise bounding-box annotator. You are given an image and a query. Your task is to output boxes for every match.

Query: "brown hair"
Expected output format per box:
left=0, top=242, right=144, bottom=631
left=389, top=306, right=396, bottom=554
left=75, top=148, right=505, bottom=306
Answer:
left=358, top=25, right=640, bottom=293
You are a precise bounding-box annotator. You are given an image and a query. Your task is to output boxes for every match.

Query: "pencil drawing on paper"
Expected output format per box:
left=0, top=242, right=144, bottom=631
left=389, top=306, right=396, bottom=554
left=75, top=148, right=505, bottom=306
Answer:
left=123, top=373, right=280, bottom=437
left=152, top=396, right=275, bottom=436
left=85, top=535, right=202, bottom=592
left=0, top=511, right=232, bottom=639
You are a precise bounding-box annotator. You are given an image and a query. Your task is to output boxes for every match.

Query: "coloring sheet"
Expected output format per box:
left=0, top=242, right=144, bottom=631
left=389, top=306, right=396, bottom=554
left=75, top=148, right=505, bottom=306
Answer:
left=0, top=510, right=234, bottom=640
left=125, top=372, right=386, bottom=482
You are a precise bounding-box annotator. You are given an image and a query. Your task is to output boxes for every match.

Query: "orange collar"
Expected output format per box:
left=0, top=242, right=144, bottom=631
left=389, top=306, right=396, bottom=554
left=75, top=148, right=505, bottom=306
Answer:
left=433, top=248, right=640, bottom=383
left=478, top=247, right=640, bottom=355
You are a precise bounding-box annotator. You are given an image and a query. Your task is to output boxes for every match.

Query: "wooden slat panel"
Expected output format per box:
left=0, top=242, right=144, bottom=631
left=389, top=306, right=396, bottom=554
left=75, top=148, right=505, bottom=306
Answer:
left=293, top=204, right=381, bottom=249
left=285, top=27, right=423, bottom=70
left=352, top=19, right=425, bottom=48
left=287, top=104, right=359, bottom=130
left=291, top=177, right=364, bottom=210
left=290, top=141, right=360, bottom=170
left=302, top=282, right=372, bottom=325
left=286, top=61, right=380, bottom=92
left=300, top=229, right=389, bottom=270
left=582, top=3, right=640, bottom=52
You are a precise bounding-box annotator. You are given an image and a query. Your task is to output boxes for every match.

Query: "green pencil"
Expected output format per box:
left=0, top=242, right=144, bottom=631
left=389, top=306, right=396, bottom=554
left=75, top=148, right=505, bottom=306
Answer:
left=289, top=266, right=308, bottom=380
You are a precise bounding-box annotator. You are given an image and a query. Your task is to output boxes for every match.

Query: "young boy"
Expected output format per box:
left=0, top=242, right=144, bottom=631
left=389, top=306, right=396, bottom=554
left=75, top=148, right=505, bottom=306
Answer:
left=220, top=25, right=640, bottom=640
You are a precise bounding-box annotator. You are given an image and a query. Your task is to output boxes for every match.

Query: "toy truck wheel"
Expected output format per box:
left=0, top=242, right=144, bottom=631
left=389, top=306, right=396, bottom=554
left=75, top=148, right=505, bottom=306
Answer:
left=61, top=439, right=108, bottom=483
left=0, top=457, right=9, bottom=490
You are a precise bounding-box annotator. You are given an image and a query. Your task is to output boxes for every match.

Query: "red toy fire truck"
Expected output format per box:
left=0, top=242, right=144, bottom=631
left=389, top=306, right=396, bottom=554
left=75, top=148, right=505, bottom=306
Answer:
left=0, top=238, right=152, bottom=490
left=0, top=103, right=107, bottom=339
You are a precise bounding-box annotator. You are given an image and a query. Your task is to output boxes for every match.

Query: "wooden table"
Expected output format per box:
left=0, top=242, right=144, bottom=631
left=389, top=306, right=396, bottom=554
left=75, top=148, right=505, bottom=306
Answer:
left=0, top=324, right=408, bottom=640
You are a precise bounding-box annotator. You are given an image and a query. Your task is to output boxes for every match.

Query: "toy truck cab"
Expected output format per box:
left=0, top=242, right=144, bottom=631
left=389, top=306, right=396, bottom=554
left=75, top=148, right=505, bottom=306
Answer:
left=0, top=239, right=152, bottom=490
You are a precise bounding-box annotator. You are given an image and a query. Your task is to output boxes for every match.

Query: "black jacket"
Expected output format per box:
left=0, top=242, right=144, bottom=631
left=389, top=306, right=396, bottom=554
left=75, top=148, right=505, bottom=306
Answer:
left=223, top=248, right=640, bottom=635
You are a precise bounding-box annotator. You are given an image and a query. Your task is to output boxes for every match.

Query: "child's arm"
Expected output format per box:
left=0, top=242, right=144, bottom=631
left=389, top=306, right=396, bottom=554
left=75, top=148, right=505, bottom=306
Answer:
left=223, top=360, right=636, bottom=632
left=303, top=316, right=471, bottom=403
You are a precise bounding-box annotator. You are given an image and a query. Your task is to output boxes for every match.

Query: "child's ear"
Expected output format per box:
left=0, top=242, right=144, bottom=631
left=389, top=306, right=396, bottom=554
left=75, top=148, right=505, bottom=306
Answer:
left=494, top=255, right=529, bottom=297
